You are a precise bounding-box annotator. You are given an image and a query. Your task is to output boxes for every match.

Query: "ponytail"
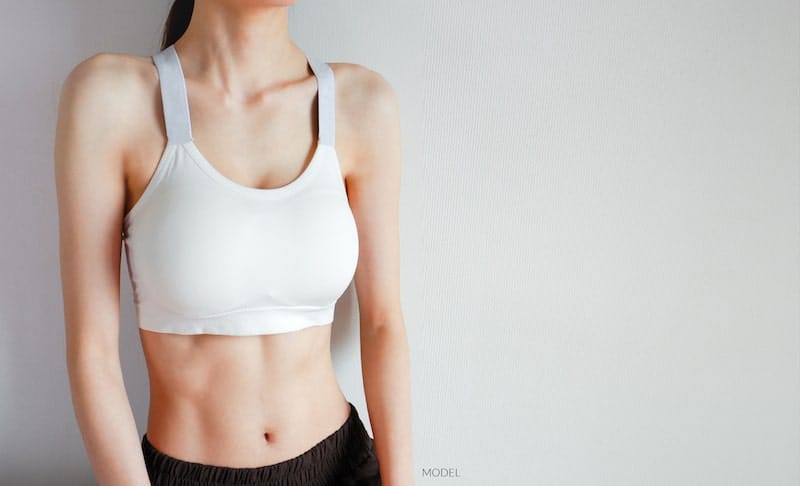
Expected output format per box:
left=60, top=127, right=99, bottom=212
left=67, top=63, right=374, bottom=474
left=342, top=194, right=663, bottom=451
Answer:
left=161, top=0, right=194, bottom=50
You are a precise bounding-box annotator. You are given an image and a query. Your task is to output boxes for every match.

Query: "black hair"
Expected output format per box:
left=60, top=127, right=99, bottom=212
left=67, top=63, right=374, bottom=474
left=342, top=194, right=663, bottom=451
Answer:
left=161, top=0, right=194, bottom=50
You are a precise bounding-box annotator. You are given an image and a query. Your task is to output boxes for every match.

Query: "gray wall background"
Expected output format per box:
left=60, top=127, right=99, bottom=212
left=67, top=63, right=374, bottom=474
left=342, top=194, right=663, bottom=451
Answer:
left=1, top=1, right=798, bottom=484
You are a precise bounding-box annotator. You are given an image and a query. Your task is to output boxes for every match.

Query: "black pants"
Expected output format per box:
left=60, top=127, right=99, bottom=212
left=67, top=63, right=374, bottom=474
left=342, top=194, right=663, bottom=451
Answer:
left=141, top=402, right=381, bottom=486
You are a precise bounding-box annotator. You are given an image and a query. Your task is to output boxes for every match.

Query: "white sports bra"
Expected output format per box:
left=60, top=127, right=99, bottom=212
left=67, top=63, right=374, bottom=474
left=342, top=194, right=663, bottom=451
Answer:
left=121, top=44, right=359, bottom=336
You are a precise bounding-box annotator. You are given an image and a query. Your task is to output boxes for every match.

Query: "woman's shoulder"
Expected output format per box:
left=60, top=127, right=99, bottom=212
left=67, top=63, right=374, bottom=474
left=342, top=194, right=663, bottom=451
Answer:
left=58, top=50, right=160, bottom=151
left=63, top=50, right=156, bottom=93
left=328, top=61, right=398, bottom=110
left=59, top=51, right=157, bottom=124
left=327, top=61, right=401, bottom=159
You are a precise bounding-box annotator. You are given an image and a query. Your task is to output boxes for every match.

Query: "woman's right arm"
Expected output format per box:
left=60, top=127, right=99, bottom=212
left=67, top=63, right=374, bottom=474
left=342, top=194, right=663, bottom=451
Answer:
left=54, top=53, right=151, bottom=486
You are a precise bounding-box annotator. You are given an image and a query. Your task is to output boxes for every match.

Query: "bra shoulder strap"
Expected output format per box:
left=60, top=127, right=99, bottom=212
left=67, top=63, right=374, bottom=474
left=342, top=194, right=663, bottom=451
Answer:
left=151, top=45, right=193, bottom=145
left=307, top=55, right=336, bottom=147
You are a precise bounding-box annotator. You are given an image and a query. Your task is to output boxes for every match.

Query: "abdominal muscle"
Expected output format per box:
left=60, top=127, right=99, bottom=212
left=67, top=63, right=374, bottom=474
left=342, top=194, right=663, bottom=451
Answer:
left=138, top=322, right=352, bottom=468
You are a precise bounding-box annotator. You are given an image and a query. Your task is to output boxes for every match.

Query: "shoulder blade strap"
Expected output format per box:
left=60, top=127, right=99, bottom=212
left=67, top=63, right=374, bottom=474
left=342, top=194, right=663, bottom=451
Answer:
left=151, top=45, right=193, bottom=144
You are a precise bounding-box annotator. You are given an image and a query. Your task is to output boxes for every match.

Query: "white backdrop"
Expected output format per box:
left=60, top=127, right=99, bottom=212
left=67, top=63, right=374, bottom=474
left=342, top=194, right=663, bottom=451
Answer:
left=0, top=1, right=797, bottom=484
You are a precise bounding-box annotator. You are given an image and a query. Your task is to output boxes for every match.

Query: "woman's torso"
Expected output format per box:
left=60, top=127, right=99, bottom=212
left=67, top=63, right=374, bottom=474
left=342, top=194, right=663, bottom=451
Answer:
left=119, top=46, right=357, bottom=467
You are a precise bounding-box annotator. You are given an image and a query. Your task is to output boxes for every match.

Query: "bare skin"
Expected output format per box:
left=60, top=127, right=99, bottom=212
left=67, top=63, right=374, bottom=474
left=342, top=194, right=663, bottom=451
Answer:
left=57, top=2, right=411, bottom=484
left=141, top=322, right=351, bottom=467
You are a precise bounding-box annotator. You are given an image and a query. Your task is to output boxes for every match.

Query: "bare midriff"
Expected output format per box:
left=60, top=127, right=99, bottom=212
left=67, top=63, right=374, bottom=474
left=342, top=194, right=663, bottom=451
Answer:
left=139, top=323, right=352, bottom=468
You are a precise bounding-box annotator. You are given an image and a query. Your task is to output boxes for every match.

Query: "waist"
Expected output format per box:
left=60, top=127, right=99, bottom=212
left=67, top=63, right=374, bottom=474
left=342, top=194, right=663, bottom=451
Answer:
left=146, top=378, right=350, bottom=467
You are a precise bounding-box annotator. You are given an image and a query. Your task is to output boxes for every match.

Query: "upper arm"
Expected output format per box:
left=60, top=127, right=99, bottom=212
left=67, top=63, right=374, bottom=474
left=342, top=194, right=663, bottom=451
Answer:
left=55, top=53, right=136, bottom=366
left=344, top=66, right=404, bottom=334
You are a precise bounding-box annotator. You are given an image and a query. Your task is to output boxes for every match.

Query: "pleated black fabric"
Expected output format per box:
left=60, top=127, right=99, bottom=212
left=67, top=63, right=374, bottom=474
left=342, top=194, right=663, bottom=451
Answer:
left=141, top=402, right=382, bottom=486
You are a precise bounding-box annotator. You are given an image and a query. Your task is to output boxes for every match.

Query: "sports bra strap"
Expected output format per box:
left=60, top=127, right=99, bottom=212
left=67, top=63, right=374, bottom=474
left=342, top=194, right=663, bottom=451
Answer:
left=152, top=46, right=193, bottom=144
left=306, top=55, right=336, bottom=147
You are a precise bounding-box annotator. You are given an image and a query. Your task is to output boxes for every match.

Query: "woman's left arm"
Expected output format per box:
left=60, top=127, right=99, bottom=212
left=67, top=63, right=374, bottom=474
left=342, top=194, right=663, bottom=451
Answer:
left=345, top=65, right=413, bottom=486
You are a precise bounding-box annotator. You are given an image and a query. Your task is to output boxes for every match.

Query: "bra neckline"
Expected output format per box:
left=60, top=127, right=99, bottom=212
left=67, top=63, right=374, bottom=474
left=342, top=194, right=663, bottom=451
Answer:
left=182, top=139, right=331, bottom=199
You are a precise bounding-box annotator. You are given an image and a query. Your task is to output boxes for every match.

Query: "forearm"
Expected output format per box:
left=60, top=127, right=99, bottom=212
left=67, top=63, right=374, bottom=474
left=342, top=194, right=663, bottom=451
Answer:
left=361, top=323, right=414, bottom=486
left=68, top=358, right=150, bottom=486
